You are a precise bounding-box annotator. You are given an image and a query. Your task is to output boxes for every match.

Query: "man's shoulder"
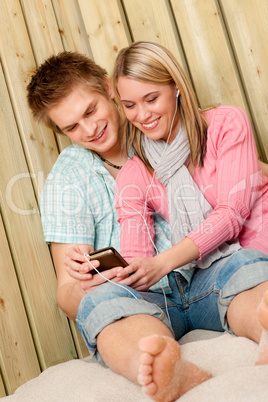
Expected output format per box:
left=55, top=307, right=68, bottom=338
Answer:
left=53, top=145, right=93, bottom=171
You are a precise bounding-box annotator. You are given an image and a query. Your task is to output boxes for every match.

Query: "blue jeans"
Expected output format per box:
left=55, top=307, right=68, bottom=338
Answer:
left=76, top=248, right=268, bottom=363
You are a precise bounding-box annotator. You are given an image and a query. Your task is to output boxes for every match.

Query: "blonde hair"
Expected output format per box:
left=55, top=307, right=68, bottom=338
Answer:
left=112, top=41, right=208, bottom=169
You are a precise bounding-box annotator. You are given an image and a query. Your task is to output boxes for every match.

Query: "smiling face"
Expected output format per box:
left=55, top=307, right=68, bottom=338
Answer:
left=117, top=76, right=180, bottom=143
left=47, top=83, right=122, bottom=159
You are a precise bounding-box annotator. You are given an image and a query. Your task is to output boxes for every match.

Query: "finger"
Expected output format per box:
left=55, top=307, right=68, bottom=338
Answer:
left=64, top=255, right=83, bottom=273
left=65, top=264, right=93, bottom=280
left=117, top=272, right=140, bottom=287
left=95, top=266, right=119, bottom=280
left=66, top=247, right=85, bottom=263
left=116, top=264, right=137, bottom=278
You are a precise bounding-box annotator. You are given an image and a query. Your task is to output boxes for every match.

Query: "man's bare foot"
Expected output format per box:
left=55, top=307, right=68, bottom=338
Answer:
left=256, top=290, right=268, bottom=365
left=138, top=334, right=212, bottom=401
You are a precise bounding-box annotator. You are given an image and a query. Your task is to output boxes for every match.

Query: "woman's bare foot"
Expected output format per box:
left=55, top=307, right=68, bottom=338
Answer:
left=256, top=290, right=268, bottom=365
left=138, top=334, right=212, bottom=401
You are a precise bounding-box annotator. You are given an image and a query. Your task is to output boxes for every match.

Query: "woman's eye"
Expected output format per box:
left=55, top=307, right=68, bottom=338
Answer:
left=124, top=104, right=134, bottom=109
left=148, top=97, right=157, bottom=103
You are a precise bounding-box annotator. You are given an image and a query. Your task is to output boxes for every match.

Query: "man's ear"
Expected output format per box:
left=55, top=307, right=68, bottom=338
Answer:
left=104, top=77, right=115, bottom=99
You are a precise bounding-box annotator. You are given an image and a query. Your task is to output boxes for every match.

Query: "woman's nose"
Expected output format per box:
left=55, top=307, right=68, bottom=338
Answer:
left=137, top=105, right=151, bottom=122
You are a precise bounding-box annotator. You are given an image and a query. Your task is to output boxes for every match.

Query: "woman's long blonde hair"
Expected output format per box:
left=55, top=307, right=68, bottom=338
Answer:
left=112, top=41, right=208, bottom=170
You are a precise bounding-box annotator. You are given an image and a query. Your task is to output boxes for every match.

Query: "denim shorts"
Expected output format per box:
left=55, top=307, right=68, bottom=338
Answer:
left=76, top=248, right=268, bottom=363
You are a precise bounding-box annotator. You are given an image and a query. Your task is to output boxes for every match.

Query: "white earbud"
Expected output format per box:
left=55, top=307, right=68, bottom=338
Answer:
left=176, top=87, right=180, bottom=97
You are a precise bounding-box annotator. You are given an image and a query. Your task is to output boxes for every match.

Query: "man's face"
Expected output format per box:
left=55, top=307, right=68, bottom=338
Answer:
left=47, top=84, right=121, bottom=158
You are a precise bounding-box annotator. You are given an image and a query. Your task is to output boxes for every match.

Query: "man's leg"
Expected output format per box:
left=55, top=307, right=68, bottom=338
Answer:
left=97, top=314, right=212, bottom=401
left=77, top=283, right=212, bottom=401
left=97, top=314, right=172, bottom=382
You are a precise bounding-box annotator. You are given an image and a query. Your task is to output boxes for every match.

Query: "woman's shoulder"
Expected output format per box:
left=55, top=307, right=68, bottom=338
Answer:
left=204, top=105, right=253, bottom=147
left=116, top=155, right=151, bottom=187
left=204, top=105, right=249, bottom=126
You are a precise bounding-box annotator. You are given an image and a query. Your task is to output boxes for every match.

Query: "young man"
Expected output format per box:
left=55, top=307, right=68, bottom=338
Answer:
left=27, top=51, right=268, bottom=402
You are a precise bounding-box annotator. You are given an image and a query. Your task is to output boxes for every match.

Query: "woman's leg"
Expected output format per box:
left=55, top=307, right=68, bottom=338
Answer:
left=227, top=281, right=268, bottom=343
left=256, top=289, right=268, bottom=364
left=188, top=248, right=268, bottom=341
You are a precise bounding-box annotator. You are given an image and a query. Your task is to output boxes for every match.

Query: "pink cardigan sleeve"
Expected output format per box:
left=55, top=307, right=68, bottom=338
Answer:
left=187, top=106, right=262, bottom=258
left=115, top=157, right=156, bottom=260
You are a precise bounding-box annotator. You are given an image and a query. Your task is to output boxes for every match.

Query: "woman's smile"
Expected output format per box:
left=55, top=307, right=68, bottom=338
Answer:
left=117, top=76, right=180, bottom=143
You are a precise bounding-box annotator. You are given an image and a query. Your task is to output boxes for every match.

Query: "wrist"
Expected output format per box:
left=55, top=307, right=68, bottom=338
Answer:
left=154, top=238, right=200, bottom=273
left=154, top=253, right=174, bottom=276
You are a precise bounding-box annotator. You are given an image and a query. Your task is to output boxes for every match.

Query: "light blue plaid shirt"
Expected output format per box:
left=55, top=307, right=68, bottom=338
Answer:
left=40, top=144, right=178, bottom=293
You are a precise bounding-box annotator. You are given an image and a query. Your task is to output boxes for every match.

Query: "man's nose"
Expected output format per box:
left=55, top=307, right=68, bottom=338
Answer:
left=80, top=120, right=98, bottom=137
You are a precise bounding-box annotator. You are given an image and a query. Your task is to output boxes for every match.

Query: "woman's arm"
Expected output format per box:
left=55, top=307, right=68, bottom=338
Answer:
left=117, top=237, right=199, bottom=290
left=187, top=106, right=261, bottom=258
left=115, top=157, right=200, bottom=289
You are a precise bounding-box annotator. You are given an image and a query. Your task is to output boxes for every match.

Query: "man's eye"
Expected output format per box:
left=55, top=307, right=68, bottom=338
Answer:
left=67, top=125, right=77, bottom=132
left=86, top=106, right=96, bottom=116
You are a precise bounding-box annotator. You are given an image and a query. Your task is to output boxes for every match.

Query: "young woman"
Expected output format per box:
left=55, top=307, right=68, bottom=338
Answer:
left=113, top=40, right=268, bottom=278
left=112, top=41, right=268, bottom=394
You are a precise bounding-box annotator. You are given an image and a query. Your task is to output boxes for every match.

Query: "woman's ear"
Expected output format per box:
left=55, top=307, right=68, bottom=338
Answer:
left=104, top=77, right=115, bottom=99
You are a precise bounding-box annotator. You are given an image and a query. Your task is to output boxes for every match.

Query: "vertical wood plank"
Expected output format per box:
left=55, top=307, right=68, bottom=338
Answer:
left=0, top=375, right=6, bottom=398
left=0, top=214, right=41, bottom=394
left=69, top=321, right=89, bottom=358
left=170, top=0, right=263, bottom=158
left=122, top=0, right=189, bottom=75
left=0, top=63, right=77, bottom=371
left=78, top=0, right=131, bottom=75
left=170, top=0, right=246, bottom=107
left=219, top=0, right=268, bottom=158
left=20, top=0, right=71, bottom=152
left=0, top=0, right=60, bottom=192
left=20, top=0, right=62, bottom=66
left=52, top=0, right=93, bottom=56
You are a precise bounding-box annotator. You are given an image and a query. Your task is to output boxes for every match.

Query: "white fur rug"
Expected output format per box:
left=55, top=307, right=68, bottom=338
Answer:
left=3, top=330, right=268, bottom=401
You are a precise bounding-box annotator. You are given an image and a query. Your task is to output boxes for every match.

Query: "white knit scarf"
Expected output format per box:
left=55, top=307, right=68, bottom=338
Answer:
left=143, top=125, right=241, bottom=270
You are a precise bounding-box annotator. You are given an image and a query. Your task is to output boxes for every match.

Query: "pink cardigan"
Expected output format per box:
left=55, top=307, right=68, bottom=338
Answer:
left=115, top=106, right=268, bottom=260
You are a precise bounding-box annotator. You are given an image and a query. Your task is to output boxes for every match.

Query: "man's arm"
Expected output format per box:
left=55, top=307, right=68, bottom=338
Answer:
left=51, top=242, right=93, bottom=321
left=51, top=242, right=121, bottom=320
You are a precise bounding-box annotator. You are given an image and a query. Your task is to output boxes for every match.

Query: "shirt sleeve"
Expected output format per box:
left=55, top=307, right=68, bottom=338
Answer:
left=152, top=212, right=172, bottom=253
left=115, top=157, right=156, bottom=259
left=40, top=169, right=95, bottom=245
left=187, top=106, right=262, bottom=257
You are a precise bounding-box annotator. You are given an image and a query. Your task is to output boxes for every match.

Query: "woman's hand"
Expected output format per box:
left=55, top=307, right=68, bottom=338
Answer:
left=116, top=256, right=166, bottom=290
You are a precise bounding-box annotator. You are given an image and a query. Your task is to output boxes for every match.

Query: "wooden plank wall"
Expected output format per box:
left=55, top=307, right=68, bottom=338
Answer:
left=0, top=0, right=267, bottom=396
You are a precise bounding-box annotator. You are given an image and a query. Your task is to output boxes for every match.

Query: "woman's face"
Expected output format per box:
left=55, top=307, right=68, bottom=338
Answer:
left=117, top=76, right=180, bottom=143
